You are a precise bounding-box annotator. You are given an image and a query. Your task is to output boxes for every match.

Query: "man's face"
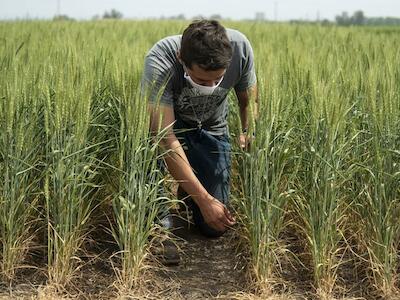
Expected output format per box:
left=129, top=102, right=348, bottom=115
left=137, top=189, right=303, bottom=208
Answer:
left=184, top=64, right=226, bottom=87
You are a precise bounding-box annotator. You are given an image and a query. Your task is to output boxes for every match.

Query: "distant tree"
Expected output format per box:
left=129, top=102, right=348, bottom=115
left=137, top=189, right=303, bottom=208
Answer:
left=53, top=14, right=74, bottom=21
left=335, top=11, right=351, bottom=26
left=352, top=10, right=365, bottom=25
left=255, top=12, right=265, bottom=21
left=210, top=14, right=222, bottom=20
left=167, top=14, right=185, bottom=20
left=103, top=9, right=123, bottom=19
left=175, top=14, right=186, bottom=20
left=192, top=15, right=205, bottom=20
left=335, top=10, right=370, bottom=26
left=321, top=19, right=332, bottom=26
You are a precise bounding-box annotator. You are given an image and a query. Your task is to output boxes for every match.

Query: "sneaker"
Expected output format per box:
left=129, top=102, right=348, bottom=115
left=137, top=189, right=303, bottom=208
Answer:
left=160, top=238, right=180, bottom=266
left=153, top=215, right=181, bottom=266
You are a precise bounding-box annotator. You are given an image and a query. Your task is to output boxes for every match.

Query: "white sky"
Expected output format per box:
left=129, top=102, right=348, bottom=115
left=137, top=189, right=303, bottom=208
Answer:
left=0, top=0, right=399, bottom=21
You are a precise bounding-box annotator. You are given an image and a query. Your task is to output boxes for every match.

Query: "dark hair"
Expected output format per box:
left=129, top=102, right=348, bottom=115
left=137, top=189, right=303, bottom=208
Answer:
left=180, top=20, right=233, bottom=71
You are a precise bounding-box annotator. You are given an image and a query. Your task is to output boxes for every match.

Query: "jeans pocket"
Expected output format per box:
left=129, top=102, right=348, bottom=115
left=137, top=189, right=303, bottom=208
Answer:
left=213, top=134, right=230, bottom=145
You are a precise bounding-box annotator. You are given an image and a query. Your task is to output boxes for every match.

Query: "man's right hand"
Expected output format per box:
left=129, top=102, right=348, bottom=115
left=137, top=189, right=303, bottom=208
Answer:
left=198, top=196, right=236, bottom=232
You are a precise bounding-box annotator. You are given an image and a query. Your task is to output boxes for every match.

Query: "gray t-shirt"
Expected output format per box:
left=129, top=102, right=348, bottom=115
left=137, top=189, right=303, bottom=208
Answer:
left=141, top=29, right=256, bottom=135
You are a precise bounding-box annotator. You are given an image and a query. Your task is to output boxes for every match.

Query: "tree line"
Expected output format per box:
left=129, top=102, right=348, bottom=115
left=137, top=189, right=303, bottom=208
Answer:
left=53, top=9, right=400, bottom=26
left=335, top=10, right=400, bottom=26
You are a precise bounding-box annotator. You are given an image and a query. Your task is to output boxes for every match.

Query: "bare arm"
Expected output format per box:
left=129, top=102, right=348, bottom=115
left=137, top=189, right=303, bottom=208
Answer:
left=235, top=84, right=258, bottom=148
left=149, top=103, right=235, bottom=231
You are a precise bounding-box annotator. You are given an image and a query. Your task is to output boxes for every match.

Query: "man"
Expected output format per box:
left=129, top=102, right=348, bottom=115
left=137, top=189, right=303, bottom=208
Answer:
left=141, top=19, right=257, bottom=264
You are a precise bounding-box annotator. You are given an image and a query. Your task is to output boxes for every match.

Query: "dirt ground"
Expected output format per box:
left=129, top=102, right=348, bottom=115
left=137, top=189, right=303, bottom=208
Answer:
left=0, top=212, right=252, bottom=300
left=0, top=209, right=371, bottom=300
left=153, top=214, right=249, bottom=299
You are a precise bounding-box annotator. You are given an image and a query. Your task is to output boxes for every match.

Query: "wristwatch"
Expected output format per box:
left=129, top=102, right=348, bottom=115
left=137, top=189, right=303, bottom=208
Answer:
left=242, top=128, right=255, bottom=137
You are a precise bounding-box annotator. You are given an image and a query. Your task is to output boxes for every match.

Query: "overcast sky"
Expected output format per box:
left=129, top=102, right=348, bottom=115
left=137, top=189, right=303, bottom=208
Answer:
left=1, top=0, right=399, bottom=21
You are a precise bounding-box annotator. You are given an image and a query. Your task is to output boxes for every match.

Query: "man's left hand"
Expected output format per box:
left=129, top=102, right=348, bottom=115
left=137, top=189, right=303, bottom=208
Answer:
left=238, top=133, right=254, bottom=150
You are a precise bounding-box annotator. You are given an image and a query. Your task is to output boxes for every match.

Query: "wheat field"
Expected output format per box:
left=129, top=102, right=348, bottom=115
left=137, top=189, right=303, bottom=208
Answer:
left=0, top=20, right=399, bottom=299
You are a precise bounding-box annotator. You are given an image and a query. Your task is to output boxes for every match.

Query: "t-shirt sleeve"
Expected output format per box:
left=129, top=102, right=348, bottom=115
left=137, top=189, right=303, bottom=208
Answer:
left=234, top=36, right=257, bottom=92
left=141, top=54, right=174, bottom=106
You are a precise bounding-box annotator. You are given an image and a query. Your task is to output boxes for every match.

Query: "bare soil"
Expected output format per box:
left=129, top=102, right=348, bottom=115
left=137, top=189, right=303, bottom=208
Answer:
left=0, top=212, right=250, bottom=299
left=0, top=209, right=372, bottom=300
left=154, top=214, right=249, bottom=299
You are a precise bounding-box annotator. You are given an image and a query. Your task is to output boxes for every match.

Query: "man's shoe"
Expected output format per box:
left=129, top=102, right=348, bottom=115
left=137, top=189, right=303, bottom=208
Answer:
left=157, top=238, right=180, bottom=266
left=153, top=214, right=181, bottom=265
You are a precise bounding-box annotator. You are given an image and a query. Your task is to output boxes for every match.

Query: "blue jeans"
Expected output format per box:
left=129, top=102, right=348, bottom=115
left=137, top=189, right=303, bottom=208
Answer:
left=172, top=119, right=231, bottom=238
